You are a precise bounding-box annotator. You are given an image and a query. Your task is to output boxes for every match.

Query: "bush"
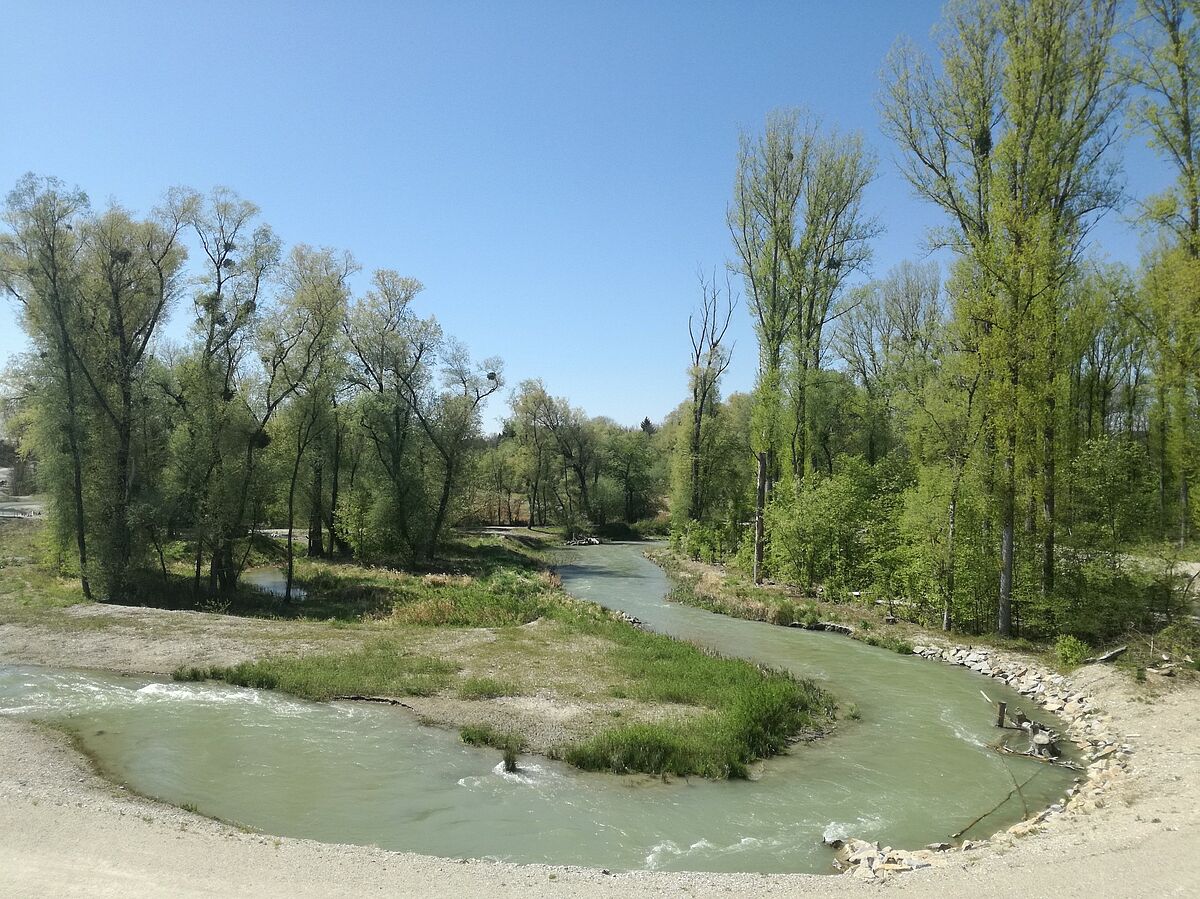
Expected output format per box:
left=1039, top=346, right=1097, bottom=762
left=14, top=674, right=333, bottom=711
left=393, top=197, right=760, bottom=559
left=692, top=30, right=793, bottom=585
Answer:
left=767, top=600, right=798, bottom=626
left=1026, top=557, right=1176, bottom=644
left=1157, top=621, right=1200, bottom=661
left=632, top=513, right=672, bottom=538
left=1054, top=634, right=1091, bottom=668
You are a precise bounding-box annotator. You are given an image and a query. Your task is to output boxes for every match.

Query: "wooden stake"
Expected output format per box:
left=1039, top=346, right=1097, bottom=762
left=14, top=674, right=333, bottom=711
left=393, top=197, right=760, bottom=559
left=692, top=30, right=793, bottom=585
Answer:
left=996, top=701, right=1007, bottom=728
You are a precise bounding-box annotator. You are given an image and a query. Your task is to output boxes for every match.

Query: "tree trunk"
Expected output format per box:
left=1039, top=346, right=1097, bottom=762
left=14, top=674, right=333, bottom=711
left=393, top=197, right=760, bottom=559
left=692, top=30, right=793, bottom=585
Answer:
left=945, top=485, right=958, bottom=632
left=689, top=405, right=703, bottom=520
left=999, top=434, right=1016, bottom=637
left=58, top=328, right=92, bottom=600
left=308, top=460, right=325, bottom=557
left=425, top=463, right=456, bottom=563
left=285, top=449, right=303, bottom=604
left=1042, top=412, right=1055, bottom=597
left=753, top=451, right=767, bottom=584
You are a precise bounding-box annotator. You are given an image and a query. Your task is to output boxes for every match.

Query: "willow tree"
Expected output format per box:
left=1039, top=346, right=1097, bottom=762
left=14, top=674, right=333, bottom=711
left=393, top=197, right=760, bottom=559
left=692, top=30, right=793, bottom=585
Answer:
left=0, top=175, right=94, bottom=597
left=167, top=187, right=281, bottom=596
left=343, top=270, right=436, bottom=559
left=401, top=338, right=503, bottom=561
left=273, top=245, right=353, bottom=600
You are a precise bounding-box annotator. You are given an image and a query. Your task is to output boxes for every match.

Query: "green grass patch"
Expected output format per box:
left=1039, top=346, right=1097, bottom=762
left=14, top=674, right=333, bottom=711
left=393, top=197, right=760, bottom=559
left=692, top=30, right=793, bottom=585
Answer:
left=564, top=625, right=835, bottom=778
left=174, top=640, right=457, bottom=701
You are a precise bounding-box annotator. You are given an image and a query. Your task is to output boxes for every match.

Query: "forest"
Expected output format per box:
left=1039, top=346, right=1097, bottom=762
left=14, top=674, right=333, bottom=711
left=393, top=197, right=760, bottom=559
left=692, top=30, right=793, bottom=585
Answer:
left=1, top=0, right=1197, bottom=653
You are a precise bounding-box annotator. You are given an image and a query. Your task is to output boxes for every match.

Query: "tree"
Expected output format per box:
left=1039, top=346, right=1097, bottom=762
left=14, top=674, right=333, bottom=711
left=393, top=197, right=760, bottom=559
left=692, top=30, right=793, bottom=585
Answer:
left=883, top=0, right=1125, bottom=634
left=166, top=187, right=281, bottom=596
left=401, top=338, right=503, bottom=560
left=729, top=110, right=878, bottom=581
left=273, top=245, right=352, bottom=600
left=679, top=270, right=735, bottom=523
left=0, top=175, right=94, bottom=597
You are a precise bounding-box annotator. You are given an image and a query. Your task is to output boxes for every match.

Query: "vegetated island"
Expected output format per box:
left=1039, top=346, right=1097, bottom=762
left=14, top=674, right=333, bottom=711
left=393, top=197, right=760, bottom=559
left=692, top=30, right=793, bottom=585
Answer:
left=0, top=517, right=835, bottom=780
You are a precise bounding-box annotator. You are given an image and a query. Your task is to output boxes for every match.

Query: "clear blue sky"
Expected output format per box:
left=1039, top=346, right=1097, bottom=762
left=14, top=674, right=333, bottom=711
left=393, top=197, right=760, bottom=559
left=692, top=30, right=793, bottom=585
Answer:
left=0, top=0, right=1171, bottom=431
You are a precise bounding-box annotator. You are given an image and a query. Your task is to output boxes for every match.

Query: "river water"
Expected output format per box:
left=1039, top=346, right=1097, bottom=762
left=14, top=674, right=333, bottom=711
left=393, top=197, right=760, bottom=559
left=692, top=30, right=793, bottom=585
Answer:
left=0, top=543, right=1075, bottom=873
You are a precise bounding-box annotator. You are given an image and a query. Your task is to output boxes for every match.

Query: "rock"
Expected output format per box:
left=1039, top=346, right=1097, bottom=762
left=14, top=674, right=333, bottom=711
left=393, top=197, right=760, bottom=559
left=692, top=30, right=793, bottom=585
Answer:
left=926, top=842, right=952, bottom=852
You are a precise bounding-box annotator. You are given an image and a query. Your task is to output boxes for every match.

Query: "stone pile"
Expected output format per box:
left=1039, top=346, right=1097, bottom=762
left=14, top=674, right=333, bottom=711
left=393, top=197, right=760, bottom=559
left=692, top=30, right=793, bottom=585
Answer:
left=612, top=610, right=644, bottom=629
left=831, top=641, right=1134, bottom=880
left=828, top=838, right=968, bottom=879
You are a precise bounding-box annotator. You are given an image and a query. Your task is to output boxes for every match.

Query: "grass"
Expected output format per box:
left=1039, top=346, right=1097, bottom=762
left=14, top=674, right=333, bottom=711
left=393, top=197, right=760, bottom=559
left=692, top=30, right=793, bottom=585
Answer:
left=0, top=520, right=91, bottom=619
left=174, top=641, right=457, bottom=701
left=565, top=672, right=832, bottom=778
left=172, top=544, right=837, bottom=777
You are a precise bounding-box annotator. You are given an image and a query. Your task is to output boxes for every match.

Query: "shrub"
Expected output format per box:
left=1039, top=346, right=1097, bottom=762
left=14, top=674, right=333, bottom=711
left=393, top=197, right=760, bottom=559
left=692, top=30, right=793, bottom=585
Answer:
left=1054, top=634, right=1091, bottom=668
left=186, top=641, right=457, bottom=701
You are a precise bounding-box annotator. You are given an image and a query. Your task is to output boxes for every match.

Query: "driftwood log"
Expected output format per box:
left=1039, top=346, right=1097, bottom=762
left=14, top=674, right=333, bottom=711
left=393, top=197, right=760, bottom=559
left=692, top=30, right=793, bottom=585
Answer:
left=1085, top=645, right=1127, bottom=664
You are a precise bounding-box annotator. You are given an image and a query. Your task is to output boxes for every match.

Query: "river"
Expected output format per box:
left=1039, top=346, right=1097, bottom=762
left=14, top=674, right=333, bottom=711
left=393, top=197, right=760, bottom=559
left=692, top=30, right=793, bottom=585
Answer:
left=0, top=542, right=1075, bottom=873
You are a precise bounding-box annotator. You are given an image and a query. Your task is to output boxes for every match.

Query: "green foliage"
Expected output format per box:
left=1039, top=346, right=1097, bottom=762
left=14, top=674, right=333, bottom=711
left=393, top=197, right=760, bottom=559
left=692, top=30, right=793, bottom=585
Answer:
left=1156, top=621, right=1200, bottom=662
left=1022, top=555, right=1178, bottom=644
left=388, top=569, right=554, bottom=627
left=1070, top=437, right=1155, bottom=554
left=1054, top=634, right=1091, bottom=668
left=766, top=455, right=909, bottom=591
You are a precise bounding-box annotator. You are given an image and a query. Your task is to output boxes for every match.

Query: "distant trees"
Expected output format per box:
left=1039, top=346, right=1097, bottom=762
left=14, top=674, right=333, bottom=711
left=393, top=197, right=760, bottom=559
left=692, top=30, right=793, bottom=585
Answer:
left=488, top=380, right=665, bottom=535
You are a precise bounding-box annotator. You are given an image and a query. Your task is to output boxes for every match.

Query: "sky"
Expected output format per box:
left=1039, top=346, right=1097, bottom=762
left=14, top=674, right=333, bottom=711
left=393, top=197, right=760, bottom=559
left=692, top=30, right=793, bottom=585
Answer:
left=0, top=0, right=1174, bottom=431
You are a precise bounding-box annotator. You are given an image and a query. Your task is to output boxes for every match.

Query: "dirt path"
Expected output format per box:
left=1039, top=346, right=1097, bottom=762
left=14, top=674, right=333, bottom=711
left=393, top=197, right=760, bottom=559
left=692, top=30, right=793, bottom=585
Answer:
left=1, top=607, right=1198, bottom=895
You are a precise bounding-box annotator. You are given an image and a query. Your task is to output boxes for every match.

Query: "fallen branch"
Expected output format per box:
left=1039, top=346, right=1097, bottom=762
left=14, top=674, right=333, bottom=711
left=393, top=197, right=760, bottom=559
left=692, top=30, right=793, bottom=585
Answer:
left=952, top=768, right=1045, bottom=839
left=332, top=695, right=414, bottom=710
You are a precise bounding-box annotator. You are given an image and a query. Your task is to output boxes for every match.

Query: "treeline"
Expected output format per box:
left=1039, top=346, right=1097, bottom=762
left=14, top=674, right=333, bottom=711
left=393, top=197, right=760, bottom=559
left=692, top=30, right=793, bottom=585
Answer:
left=668, top=0, right=1200, bottom=645
left=471, top=383, right=667, bottom=537
left=0, top=176, right=671, bottom=602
